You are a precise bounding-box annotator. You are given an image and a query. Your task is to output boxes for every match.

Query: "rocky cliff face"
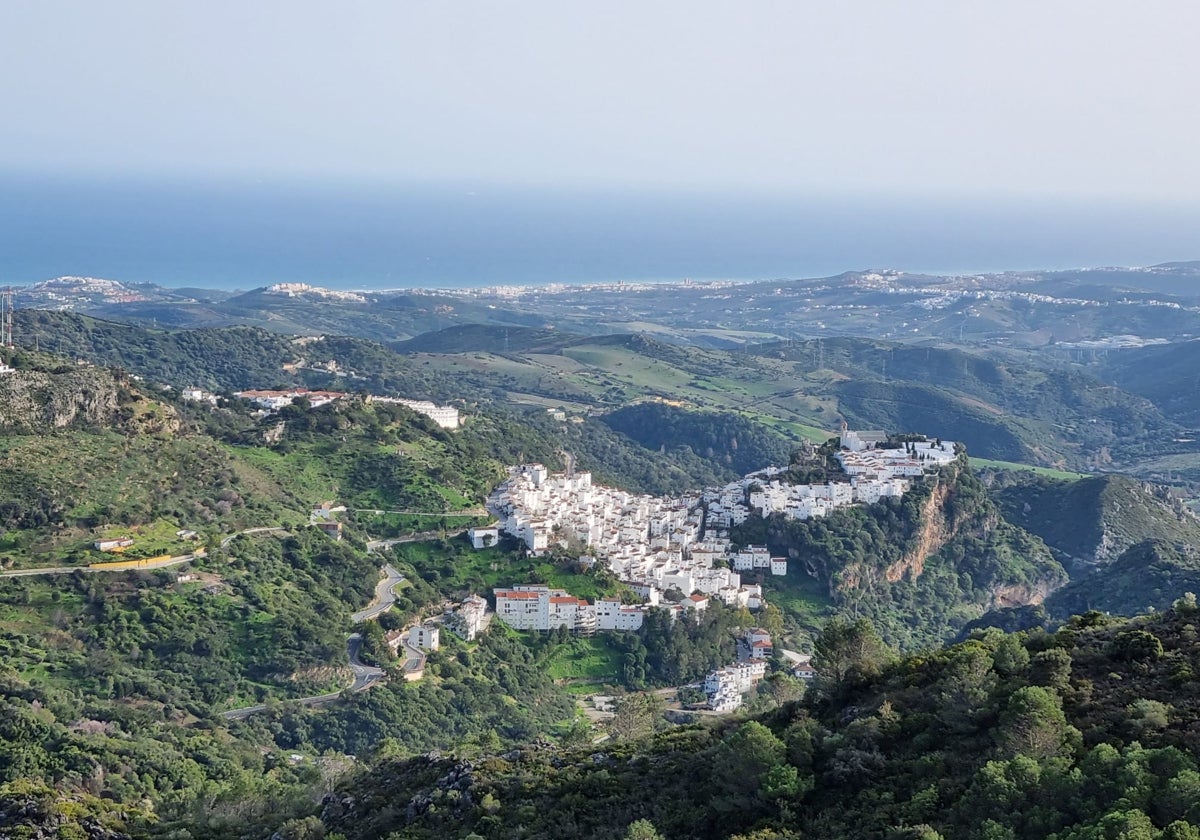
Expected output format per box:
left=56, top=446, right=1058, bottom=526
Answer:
left=883, top=480, right=954, bottom=584
left=988, top=580, right=1057, bottom=610
left=755, top=459, right=1067, bottom=648
left=0, top=365, right=177, bottom=434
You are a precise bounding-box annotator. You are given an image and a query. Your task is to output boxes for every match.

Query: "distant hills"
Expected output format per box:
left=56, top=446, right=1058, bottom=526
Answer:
left=14, top=309, right=1199, bottom=482
left=1095, top=339, right=1200, bottom=427
left=10, top=265, right=1200, bottom=840
left=992, top=474, right=1200, bottom=569
left=14, top=262, right=1200, bottom=348
left=1047, top=539, right=1200, bottom=618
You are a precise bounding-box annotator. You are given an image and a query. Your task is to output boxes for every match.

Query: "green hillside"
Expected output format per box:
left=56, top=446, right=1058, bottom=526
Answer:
left=293, top=606, right=1200, bottom=840
left=395, top=325, right=1180, bottom=475
left=0, top=357, right=591, bottom=836
left=11, top=310, right=449, bottom=398
left=1047, top=540, right=1200, bottom=618
left=992, top=474, right=1200, bottom=568
left=392, top=323, right=578, bottom=354
left=1096, top=339, right=1200, bottom=426
left=835, top=379, right=1033, bottom=462
left=84, top=285, right=552, bottom=343
left=600, top=403, right=803, bottom=478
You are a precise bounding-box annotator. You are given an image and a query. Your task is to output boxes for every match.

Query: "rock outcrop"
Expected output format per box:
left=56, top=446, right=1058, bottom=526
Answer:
left=0, top=364, right=177, bottom=435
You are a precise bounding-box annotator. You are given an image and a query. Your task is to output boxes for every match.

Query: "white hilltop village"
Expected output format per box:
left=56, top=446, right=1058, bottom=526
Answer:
left=481, top=425, right=958, bottom=711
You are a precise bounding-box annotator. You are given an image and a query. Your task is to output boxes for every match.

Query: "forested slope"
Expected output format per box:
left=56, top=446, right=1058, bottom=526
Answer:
left=601, top=403, right=801, bottom=479
left=308, top=606, right=1200, bottom=840
left=991, top=473, right=1200, bottom=568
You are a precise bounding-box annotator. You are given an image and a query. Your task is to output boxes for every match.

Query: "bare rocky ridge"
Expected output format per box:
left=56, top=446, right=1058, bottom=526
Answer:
left=0, top=364, right=178, bottom=435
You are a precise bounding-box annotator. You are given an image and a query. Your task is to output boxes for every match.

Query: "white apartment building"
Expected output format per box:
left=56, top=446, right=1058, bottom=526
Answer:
left=494, top=587, right=547, bottom=630
left=409, top=624, right=440, bottom=652
left=493, top=585, right=646, bottom=633
left=704, top=660, right=768, bottom=711
left=371, top=396, right=460, bottom=428
left=446, top=594, right=489, bottom=641
left=594, top=597, right=647, bottom=631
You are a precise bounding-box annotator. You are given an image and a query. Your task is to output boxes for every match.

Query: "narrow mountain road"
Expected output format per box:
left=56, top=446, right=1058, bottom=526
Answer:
left=366, top=527, right=470, bottom=552
left=220, top=634, right=384, bottom=720
left=351, top=563, right=406, bottom=622
left=0, top=526, right=294, bottom=579
left=355, top=507, right=487, bottom=517
left=0, top=551, right=206, bottom=578
left=347, top=633, right=386, bottom=689
left=221, top=561, right=399, bottom=720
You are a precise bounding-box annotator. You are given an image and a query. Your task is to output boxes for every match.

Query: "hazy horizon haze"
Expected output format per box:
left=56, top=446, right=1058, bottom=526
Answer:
left=3, top=2, right=1198, bottom=288
left=3, top=2, right=1199, bottom=200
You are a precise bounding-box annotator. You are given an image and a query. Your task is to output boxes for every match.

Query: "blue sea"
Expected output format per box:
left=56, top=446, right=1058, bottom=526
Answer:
left=1, top=173, right=1197, bottom=290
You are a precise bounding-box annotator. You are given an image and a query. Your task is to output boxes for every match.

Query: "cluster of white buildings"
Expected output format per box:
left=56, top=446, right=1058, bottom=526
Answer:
left=838, top=426, right=956, bottom=473
left=233, top=388, right=349, bottom=410
left=488, top=464, right=699, bottom=556
left=486, top=465, right=771, bottom=612
left=699, top=629, right=785, bottom=712
left=265, top=282, right=368, bottom=303
left=493, top=584, right=702, bottom=633
left=225, top=388, right=460, bottom=428
left=367, top=396, right=460, bottom=429
left=704, top=660, right=768, bottom=712
left=181, top=387, right=220, bottom=405
left=706, top=427, right=956, bottom=530
left=485, top=428, right=957, bottom=642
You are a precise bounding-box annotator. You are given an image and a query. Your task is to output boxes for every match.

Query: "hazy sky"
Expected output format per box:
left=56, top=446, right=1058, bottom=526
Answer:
left=3, top=1, right=1199, bottom=200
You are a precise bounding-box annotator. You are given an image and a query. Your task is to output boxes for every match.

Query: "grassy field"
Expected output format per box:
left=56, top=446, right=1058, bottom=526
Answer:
left=230, top=444, right=341, bottom=505
left=390, top=539, right=629, bottom=602
left=969, top=457, right=1089, bottom=480
left=540, top=636, right=623, bottom=686
left=762, top=570, right=835, bottom=643
left=93, top=517, right=199, bottom=560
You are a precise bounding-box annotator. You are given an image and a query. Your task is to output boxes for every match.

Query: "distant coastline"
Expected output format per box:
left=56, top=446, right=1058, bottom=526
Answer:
left=2, top=174, right=1199, bottom=291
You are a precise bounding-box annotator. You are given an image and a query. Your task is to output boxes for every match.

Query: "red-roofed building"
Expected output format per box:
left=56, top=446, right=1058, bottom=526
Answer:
left=750, top=640, right=774, bottom=660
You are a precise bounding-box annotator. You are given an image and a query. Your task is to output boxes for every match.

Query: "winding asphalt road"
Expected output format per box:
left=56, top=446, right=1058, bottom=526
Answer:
left=222, top=562, right=401, bottom=720
left=351, top=563, right=406, bottom=622
left=356, top=507, right=486, bottom=517
left=366, top=527, right=470, bottom=553
left=220, top=634, right=384, bottom=720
